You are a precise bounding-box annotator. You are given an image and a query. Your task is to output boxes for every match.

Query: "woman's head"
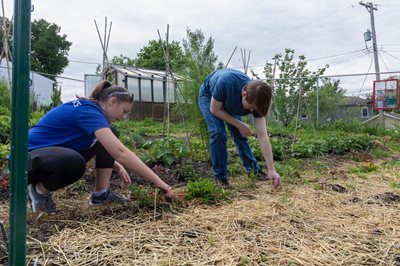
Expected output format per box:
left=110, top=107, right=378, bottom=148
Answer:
left=90, top=80, right=133, bottom=103
left=241, top=80, right=272, bottom=116
left=90, top=80, right=133, bottom=122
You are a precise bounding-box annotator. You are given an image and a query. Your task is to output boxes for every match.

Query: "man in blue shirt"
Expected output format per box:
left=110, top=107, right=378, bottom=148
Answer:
left=198, top=68, right=281, bottom=188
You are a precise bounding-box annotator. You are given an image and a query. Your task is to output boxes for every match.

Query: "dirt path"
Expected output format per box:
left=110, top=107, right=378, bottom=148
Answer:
left=1, top=157, right=400, bottom=265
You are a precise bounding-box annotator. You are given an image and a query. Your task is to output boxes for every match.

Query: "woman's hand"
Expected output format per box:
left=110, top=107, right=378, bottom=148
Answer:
left=117, top=165, right=131, bottom=187
left=163, top=186, right=174, bottom=199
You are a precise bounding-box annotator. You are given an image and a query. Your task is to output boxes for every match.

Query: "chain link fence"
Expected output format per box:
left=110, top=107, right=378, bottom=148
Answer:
left=265, top=71, right=400, bottom=131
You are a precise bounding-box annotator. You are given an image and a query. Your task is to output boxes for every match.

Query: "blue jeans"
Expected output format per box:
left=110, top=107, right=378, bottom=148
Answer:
left=198, top=88, right=259, bottom=180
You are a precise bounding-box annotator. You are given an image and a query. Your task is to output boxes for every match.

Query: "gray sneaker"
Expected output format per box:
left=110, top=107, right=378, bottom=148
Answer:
left=89, top=188, right=128, bottom=206
left=28, top=184, right=57, bottom=215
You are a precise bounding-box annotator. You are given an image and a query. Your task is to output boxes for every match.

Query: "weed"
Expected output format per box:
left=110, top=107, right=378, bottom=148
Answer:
left=238, top=256, right=250, bottom=265
left=275, top=159, right=303, bottom=184
left=383, top=159, right=400, bottom=169
left=176, top=165, right=200, bottom=181
left=389, top=182, right=400, bottom=190
left=303, top=180, right=322, bottom=190
left=370, top=148, right=388, bottom=159
left=279, top=194, right=290, bottom=204
left=208, top=234, right=215, bottom=246
left=349, top=163, right=378, bottom=174
left=228, top=160, right=243, bottom=177
left=128, top=184, right=154, bottom=208
left=313, top=160, right=329, bottom=174
left=185, top=178, right=230, bottom=204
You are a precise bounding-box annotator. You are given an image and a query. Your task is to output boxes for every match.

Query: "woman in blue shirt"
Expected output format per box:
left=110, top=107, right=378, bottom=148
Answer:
left=28, top=80, right=173, bottom=215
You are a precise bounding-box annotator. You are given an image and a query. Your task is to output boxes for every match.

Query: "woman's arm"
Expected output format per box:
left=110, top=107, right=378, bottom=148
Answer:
left=95, top=128, right=173, bottom=197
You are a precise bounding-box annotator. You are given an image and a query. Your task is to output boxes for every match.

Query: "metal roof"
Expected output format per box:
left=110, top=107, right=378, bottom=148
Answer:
left=107, top=64, right=182, bottom=81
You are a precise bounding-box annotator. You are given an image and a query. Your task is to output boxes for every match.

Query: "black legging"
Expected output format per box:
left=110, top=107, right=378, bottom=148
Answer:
left=28, top=129, right=117, bottom=191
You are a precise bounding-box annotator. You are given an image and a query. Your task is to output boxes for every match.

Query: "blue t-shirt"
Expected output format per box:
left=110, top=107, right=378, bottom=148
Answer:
left=28, top=99, right=110, bottom=152
left=200, top=68, right=262, bottom=118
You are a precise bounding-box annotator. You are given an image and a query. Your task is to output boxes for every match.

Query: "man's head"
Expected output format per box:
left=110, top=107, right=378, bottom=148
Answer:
left=241, top=80, right=272, bottom=116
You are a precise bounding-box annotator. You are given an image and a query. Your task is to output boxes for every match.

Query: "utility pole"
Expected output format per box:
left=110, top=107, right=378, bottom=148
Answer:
left=359, top=1, right=384, bottom=125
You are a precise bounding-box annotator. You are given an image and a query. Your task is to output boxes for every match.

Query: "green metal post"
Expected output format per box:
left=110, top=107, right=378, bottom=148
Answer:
left=8, top=0, right=32, bottom=265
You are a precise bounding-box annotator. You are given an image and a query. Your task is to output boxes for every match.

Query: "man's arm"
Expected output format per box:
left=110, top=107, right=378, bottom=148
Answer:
left=210, top=97, right=252, bottom=137
left=254, top=117, right=281, bottom=188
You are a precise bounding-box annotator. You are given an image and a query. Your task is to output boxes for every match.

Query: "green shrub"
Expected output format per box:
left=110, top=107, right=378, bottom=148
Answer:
left=0, top=143, right=10, bottom=159
left=185, top=178, right=230, bottom=204
left=249, top=131, right=374, bottom=160
left=0, top=115, right=11, bottom=143
left=30, top=111, right=45, bottom=127
left=142, top=137, right=190, bottom=165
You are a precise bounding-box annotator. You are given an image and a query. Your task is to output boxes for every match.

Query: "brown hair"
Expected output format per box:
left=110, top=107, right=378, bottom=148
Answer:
left=244, top=80, right=272, bottom=116
left=84, top=80, right=133, bottom=103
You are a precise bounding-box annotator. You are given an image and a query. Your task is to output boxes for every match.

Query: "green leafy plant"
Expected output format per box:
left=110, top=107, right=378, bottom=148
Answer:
left=142, top=137, right=190, bottom=165
left=30, top=111, right=45, bottom=127
left=128, top=184, right=155, bottom=208
left=389, top=182, right=400, bottom=190
left=0, top=115, right=11, bottom=144
left=185, top=178, right=230, bottom=204
left=176, top=165, right=200, bottom=181
left=349, top=162, right=378, bottom=174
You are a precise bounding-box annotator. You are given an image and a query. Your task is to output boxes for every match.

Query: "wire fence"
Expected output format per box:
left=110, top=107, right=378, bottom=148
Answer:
left=264, top=71, right=400, bottom=130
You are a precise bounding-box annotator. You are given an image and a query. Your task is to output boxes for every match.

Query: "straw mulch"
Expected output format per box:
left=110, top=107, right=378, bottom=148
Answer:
left=24, top=170, right=400, bottom=266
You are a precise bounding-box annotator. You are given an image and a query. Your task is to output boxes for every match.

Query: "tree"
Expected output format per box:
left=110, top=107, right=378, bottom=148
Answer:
left=179, top=28, right=218, bottom=106
left=30, top=19, right=72, bottom=80
left=108, top=40, right=185, bottom=72
left=110, top=54, right=136, bottom=66
left=263, top=48, right=327, bottom=127
left=306, top=79, right=345, bottom=124
left=176, top=28, right=219, bottom=154
left=135, top=40, right=185, bottom=71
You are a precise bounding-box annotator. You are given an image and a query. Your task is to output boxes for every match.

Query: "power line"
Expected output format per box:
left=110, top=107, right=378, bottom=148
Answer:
left=357, top=53, right=373, bottom=98
left=378, top=50, right=390, bottom=72
left=32, top=71, right=84, bottom=82
left=68, top=59, right=100, bottom=65
left=307, top=49, right=366, bottom=61
left=380, top=50, right=400, bottom=62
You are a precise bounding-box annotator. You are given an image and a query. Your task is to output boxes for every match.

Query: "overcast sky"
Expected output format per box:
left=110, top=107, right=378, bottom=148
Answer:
left=5, top=0, right=400, bottom=100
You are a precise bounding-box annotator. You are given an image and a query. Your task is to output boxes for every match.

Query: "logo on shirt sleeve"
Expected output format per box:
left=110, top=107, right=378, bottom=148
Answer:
left=72, top=99, right=82, bottom=108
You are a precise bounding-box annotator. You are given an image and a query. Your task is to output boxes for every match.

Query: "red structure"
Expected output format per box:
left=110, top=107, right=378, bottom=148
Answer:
left=372, top=79, right=399, bottom=110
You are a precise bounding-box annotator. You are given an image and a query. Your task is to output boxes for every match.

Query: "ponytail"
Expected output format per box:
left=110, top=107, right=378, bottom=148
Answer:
left=76, top=80, right=133, bottom=103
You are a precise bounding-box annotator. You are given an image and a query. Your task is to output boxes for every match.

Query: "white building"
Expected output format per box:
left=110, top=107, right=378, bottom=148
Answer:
left=0, top=60, right=55, bottom=106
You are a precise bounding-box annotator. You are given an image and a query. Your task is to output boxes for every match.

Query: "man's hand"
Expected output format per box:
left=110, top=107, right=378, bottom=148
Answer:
left=238, top=122, right=253, bottom=137
left=268, top=170, right=281, bottom=189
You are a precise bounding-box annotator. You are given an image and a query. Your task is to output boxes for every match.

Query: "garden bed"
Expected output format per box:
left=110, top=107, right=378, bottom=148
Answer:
left=1, top=153, right=400, bottom=265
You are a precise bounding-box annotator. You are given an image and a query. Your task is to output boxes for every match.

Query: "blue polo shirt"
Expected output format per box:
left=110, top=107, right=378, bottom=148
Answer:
left=28, top=99, right=110, bottom=152
left=200, top=68, right=262, bottom=118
